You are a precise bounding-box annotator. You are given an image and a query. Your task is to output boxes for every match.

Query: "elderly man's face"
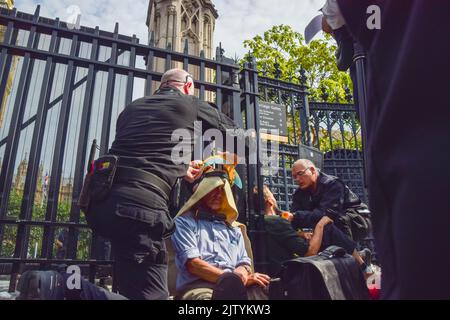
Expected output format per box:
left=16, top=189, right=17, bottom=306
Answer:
left=292, top=164, right=316, bottom=190
left=201, top=186, right=224, bottom=212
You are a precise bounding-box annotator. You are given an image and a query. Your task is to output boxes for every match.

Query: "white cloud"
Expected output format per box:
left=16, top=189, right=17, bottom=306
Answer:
left=214, top=0, right=325, bottom=59
left=15, top=0, right=325, bottom=57
left=15, top=0, right=150, bottom=44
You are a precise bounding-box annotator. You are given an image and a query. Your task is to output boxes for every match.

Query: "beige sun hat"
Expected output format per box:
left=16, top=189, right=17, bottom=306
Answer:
left=176, top=154, right=242, bottom=225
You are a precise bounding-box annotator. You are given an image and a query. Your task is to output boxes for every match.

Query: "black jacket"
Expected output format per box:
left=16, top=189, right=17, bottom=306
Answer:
left=264, top=215, right=308, bottom=277
left=291, top=172, right=363, bottom=230
left=104, top=87, right=239, bottom=224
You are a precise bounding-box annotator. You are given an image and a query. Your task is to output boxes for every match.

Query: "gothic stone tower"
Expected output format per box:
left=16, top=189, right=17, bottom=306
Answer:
left=146, top=0, right=218, bottom=58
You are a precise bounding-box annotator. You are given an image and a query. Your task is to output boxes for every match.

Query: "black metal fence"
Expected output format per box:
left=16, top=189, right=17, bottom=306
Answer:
left=0, top=6, right=367, bottom=291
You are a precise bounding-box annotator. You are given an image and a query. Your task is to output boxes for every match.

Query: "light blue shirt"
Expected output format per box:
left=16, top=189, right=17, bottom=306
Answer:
left=171, top=211, right=251, bottom=291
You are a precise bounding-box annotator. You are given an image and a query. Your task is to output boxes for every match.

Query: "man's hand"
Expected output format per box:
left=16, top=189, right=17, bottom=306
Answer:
left=317, top=216, right=334, bottom=228
left=322, top=15, right=333, bottom=34
left=246, top=273, right=271, bottom=288
left=298, top=231, right=313, bottom=240
left=281, top=211, right=294, bottom=222
left=184, top=160, right=203, bottom=183
left=234, top=266, right=270, bottom=288
left=233, top=266, right=250, bottom=286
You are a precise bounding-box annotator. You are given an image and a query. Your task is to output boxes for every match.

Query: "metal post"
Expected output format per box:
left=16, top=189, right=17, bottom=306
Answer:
left=353, top=42, right=369, bottom=189
left=298, top=68, right=311, bottom=146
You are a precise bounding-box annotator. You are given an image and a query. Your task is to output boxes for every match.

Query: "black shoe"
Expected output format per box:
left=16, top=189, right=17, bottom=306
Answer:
left=16, top=271, right=65, bottom=300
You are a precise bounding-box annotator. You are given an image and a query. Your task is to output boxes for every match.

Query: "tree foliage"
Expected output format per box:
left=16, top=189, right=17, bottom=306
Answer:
left=243, top=25, right=353, bottom=102
left=1, top=190, right=91, bottom=260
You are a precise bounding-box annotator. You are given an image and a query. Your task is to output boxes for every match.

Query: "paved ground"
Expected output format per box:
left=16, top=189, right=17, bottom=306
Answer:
left=0, top=280, right=16, bottom=300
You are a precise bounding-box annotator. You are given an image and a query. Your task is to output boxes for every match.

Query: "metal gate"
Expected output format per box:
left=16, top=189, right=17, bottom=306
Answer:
left=0, top=6, right=368, bottom=291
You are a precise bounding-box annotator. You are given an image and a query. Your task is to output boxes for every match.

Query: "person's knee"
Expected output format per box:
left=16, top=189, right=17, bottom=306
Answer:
left=212, top=272, right=247, bottom=300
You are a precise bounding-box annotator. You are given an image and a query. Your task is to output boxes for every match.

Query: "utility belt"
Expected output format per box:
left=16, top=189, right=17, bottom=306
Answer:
left=78, top=155, right=172, bottom=213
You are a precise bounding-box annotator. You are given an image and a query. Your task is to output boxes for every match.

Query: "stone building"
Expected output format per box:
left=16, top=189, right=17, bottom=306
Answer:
left=146, top=0, right=218, bottom=58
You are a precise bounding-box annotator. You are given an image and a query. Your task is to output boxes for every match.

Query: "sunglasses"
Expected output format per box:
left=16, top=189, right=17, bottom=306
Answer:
left=162, top=74, right=194, bottom=86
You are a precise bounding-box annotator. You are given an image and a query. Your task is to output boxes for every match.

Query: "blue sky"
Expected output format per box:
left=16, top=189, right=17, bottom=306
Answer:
left=14, top=0, right=325, bottom=58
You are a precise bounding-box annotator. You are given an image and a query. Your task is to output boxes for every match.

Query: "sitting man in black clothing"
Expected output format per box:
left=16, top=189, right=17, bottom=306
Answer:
left=261, top=186, right=372, bottom=278
left=288, top=159, right=369, bottom=240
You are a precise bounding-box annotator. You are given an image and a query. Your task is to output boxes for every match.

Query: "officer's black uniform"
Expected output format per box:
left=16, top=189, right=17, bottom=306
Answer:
left=337, top=0, right=450, bottom=299
left=87, top=86, right=238, bottom=300
left=291, top=172, right=364, bottom=238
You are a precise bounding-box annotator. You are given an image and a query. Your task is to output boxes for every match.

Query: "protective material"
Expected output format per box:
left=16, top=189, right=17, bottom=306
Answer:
left=270, top=246, right=370, bottom=300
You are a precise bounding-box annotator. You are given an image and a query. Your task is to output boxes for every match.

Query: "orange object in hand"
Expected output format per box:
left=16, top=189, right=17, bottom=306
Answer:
left=280, top=212, right=291, bottom=220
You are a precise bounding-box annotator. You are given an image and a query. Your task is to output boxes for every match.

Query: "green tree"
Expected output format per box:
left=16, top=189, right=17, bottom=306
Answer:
left=242, top=25, right=362, bottom=151
left=242, top=25, right=353, bottom=102
left=1, top=188, right=91, bottom=260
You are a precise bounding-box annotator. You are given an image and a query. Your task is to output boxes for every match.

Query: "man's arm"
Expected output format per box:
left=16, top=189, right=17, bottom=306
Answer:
left=196, top=100, right=253, bottom=156
left=265, top=216, right=309, bottom=258
left=197, top=100, right=238, bottom=133
left=186, top=258, right=228, bottom=284
left=305, top=217, right=334, bottom=256
left=291, top=181, right=346, bottom=229
left=172, top=216, right=227, bottom=284
left=336, top=0, right=377, bottom=50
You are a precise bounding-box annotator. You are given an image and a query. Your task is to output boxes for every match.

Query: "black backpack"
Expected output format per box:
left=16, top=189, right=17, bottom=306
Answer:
left=270, top=246, right=370, bottom=300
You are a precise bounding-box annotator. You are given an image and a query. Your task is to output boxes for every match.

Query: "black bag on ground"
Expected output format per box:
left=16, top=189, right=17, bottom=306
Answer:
left=270, top=246, right=370, bottom=300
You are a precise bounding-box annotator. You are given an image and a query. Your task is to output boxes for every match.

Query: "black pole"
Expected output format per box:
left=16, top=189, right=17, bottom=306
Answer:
left=353, top=42, right=369, bottom=190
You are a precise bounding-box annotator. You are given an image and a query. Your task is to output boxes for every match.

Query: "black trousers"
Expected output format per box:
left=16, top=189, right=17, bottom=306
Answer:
left=87, top=191, right=172, bottom=300
left=320, top=224, right=356, bottom=255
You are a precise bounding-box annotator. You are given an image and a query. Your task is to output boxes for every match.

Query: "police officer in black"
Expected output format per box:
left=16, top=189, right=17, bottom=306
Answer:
left=86, top=68, right=239, bottom=300
left=288, top=159, right=367, bottom=240
left=332, top=0, right=450, bottom=299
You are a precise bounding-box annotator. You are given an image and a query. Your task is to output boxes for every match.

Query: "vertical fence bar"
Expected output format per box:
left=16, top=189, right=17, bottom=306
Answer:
left=145, top=49, right=154, bottom=96
left=183, top=39, right=189, bottom=71
left=0, top=18, right=14, bottom=101
left=281, top=153, right=289, bottom=211
left=16, top=19, right=60, bottom=272
left=298, top=69, right=311, bottom=146
left=91, top=24, right=119, bottom=283
left=353, top=43, right=369, bottom=189
left=215, top=63, right=222, bottom=111
left=67, top=26, right=100, bottom=262
left=290, top=91, right=297, bottom=145
left=199, top=50, right=205, bottom=101
left=124, top=35, right=137, bottom=105
left=0, top=10, right=38, bottom=220
left=5, top=7, right=41, bottom=291
left=0, top=15, right=17, bottom=254
left=40, top=33, right=80, bottom=263
left=99, top=23, right=118, bottom=155
left=165, top=43, right=172, bottom=71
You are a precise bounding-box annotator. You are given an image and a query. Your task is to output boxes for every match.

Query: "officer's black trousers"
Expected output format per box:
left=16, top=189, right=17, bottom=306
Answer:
left=87, top=194, right=170, bottom=300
